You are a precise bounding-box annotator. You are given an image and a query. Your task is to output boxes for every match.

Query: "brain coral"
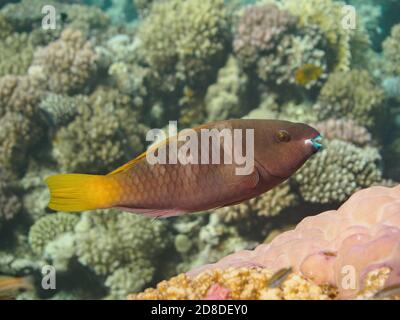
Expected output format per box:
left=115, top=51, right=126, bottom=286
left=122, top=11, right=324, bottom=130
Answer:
left=52, top=87, right=148, bottom=174
left=183, top=185, right=400, bottom=299
left=136, top=0, right=230, bottom=90
left=314, top=70, right=385, bottom=128
left=382, top=24, right=400, bottom=77
left=294, top=140, right=382, bottom=204
left=31, top=28, right=98, bottom=94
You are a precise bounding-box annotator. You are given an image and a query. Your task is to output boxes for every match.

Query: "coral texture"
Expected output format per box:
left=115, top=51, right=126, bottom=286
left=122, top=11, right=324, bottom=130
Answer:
left=314, top=70, right=385, bottom=128
left=294, top=139, right=382, bottom=203
left=136, top=0, right=230, bottom=90
left=186, top=185, right=400, bottom=299
left=31, top=28, right=98, bottom=94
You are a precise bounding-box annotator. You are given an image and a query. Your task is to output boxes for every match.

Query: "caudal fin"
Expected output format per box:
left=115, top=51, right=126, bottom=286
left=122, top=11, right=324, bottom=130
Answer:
left=45, top=174, right=120, bottom=212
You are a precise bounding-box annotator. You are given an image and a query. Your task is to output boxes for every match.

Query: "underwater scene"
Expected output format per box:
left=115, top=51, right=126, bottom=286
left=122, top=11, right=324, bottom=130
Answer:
left=0, top=0, right=400, bottom=301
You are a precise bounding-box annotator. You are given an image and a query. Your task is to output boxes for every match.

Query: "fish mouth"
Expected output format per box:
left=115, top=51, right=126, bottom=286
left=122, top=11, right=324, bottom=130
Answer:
left=305, top=134, right=323, bottom=152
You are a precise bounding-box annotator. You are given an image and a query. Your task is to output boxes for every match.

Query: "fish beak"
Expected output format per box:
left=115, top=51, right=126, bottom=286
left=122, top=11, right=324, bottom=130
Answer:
left=305, top=134, right=323, bottom=152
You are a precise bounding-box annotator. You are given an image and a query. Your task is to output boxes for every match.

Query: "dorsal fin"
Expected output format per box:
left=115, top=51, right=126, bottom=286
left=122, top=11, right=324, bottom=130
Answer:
left=107, top=122, right=218, bottom=176
left=107, top=137, right=172, bottom=175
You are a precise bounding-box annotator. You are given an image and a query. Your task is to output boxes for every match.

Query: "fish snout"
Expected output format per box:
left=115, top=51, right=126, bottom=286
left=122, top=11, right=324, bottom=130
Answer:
left=305, top=134, right=323, bottom=152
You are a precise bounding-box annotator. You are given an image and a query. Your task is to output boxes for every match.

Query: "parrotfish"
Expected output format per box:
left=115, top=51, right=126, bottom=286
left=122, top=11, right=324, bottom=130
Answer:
left=46, top=119, right=322, bottom=218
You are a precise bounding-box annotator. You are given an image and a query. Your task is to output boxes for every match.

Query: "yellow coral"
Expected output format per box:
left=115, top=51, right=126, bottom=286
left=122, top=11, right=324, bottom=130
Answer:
left=276, top=0, right=360, bottom=72
left=128, top=267, right=336, bottom=300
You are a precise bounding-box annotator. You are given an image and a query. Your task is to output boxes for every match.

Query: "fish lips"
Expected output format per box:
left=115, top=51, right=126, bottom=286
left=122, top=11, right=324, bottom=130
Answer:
left=305, top=134, right=323, bottom=153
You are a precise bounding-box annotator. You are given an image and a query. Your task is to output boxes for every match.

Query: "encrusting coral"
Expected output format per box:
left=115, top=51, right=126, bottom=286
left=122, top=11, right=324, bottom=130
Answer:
left=294, top=139, right=382, bottom=204
left=132, top=185, right=400, bottom=300
left=314, top=69, right=385, bottom=128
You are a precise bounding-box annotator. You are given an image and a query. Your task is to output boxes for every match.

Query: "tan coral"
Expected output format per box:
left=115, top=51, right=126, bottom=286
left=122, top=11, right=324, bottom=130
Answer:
left=31, top=28, right=98, bottom=94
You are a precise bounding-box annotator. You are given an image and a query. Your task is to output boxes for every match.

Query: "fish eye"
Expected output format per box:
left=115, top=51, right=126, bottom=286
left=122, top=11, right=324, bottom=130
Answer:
left=276, top=130, right=291, bottom=143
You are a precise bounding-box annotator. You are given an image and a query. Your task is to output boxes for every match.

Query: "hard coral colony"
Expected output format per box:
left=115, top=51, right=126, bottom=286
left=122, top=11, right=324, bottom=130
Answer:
left=0, top=0, right=399, bottom=301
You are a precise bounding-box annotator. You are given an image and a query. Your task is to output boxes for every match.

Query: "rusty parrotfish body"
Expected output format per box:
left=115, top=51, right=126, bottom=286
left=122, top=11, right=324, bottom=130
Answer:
left=46, top=119, right=322, bottom=217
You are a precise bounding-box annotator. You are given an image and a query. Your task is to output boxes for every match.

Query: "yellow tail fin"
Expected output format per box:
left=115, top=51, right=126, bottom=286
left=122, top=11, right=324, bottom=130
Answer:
left=45, top=174, right=120, bottom=212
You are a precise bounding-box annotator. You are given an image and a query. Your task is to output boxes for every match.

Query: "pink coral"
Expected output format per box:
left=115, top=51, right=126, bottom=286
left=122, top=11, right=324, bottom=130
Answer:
left=188, top=185, right=400, bottom=299
left=233, top=3, right=297, bottom=67
left=204, top=283, right=231, bottom=300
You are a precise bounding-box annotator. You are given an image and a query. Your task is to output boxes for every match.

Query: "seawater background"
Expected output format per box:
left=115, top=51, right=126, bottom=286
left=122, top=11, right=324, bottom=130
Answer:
left=0, top=0, right=399, bottom=299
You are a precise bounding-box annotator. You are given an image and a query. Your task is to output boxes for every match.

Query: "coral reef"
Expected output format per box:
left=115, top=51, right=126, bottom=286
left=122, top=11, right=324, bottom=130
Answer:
left=0, top=167, right=21, bottom=229
left=31, top=28, right=98, bottom=94
left=205, top=56, right=249, bottom=121
left=216, top=182, right=298, bottom=222
left=382, top=24, right=400, bottom=77
left=0, top=32, right=34, bottom=76
left=52, top=87, right=148, bottom=174
left=136, top=0, right=230, bottom=91
left=294, top=139, right=382, bottom=204
left=185, top=185, right=400, bottom=299
left=314, top=70, right=385, bottom=128
left=0, top=0, right=398, bottom=301
left=312, top=118, right=372, bottom=147
left=233, top=3, right=297, bottom=68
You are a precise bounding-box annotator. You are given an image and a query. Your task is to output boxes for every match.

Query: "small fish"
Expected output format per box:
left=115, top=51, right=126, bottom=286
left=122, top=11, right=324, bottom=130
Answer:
left=294, top=64, right=323, bottom=86
left=268, top=267, right=293, bottom=288
left=373, top=284, right=400, bottom=300
left=0, top=276, right=33, bottom=300
left=46, top=119, right=322, bottom=217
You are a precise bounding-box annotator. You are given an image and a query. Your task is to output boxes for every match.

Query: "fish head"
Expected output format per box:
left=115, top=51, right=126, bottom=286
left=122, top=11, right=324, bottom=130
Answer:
left=254, top=120, right=322, bottom=179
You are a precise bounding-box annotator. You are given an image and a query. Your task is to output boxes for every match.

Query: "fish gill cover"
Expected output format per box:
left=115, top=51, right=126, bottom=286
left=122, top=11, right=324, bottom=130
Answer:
left=0, top=0, right=399, bottom=300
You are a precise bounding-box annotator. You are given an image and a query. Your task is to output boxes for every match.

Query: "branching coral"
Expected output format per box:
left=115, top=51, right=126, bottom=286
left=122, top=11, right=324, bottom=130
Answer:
left=136, top=0, right=230, bottom=90
left=278, top=0, right=368, bottom=72
left=0, top=33, right=34, bottom=76
left=52, top=87, right=148, bottom=174
left=205, top=56, right=249, bottom=121
left=39, top=93, right=82, bottom=127
left=312, top=118, right=372, bottom=147
left=184, top=185, right=400, bottom=299
left=0, top=112, right=43, bottom=175
left=294, top=140, right=382, bottom=204
left=74, top=209, right=169, bottom=296
left=233, top=3, right=297, bottom=68
left=233, top=3, right=329, bottom=89
left=31, top=28, right=98, bottom=94
left=314, top=70, right=385, bottom=128
left=0, top=168, right=21, bottom=229
left=171, top=214, right=256, bottom=274
left=216, top=182, right=298, bottom=222
left=382, top=24, right=400, bottom=77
